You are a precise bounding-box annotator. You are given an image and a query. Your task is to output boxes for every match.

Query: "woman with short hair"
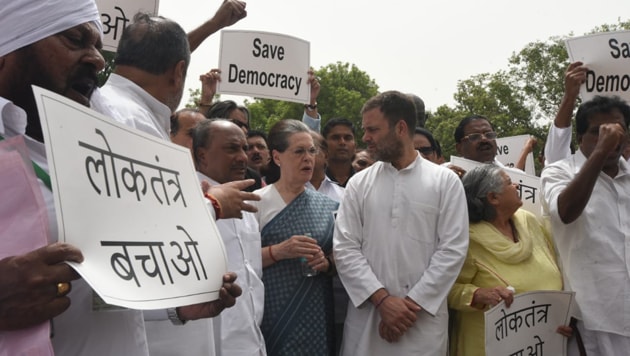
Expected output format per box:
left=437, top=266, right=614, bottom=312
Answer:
left=447, top=164, right=566, bottom=355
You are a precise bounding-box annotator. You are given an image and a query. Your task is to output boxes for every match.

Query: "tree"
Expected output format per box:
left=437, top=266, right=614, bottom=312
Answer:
left=508, top=19, right=630, bottom=122
left=427, top=18, right=630, bottom=173
left=427, top=71, right=545, bottom=163
left=246, top=62, right=379, bottom=137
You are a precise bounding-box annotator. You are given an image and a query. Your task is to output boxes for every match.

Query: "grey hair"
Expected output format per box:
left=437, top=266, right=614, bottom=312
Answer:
left=192, top=119, right=229, bottom=166
left=461, top=164, right=505, bottom=223
left=267, top=119, right=311, bottom=153
left=265, top=119, right=311, bottom=184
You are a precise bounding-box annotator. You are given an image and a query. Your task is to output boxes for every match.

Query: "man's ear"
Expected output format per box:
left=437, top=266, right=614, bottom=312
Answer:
left=194, top=147, right=206, bottom=170
left=173, top=60, right=186, bottom=87
left=396, top=120, right=407, bottom=137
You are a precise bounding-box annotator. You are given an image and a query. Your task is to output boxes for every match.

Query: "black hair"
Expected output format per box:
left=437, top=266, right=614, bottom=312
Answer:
left=322, top=117, right=355, bottom=139
left=115, top=13, right=190, bottom=75
left=361, top=91, right=416, bottom=137
left=575, top=95, right=630, bottom=136
left=454, top=114, right=492, bottom=143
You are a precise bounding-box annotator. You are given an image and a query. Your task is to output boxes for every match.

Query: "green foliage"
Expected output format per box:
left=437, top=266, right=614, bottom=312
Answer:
left=207, top=62, right=379, bottom=139
left=427, top=18, right=630, bottom=174
left=427, top=71, right=545, bottom=165
left=508, top=36, right=569, bottom=121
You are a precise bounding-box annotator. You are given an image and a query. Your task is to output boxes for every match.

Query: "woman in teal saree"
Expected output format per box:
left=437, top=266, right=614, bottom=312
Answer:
left=252, top=119, right=339, bottom=356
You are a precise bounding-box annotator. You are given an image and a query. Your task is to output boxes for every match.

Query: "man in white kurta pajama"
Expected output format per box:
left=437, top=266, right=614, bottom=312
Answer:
left=334, top=91, right=469, bottom=355
left=541, top=96, right=630, bottom=354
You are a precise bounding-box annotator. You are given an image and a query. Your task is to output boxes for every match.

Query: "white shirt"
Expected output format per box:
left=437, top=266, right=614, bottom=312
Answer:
left=305, top=175, right=344, bottom=202
left=333, top=154, right=469, bottom=355
left=201, top=173, right=267, bottom=356
left=93, top=75, right=229, bottom=354
left=544, top=123, right=572, bottom=165
left=91, top=73, right=172, bottom=140
left=302, top=111, right=321, bottom=132
left=0, top=98, right=151, bottom=356
left=541, top=149, right=630, bottom=336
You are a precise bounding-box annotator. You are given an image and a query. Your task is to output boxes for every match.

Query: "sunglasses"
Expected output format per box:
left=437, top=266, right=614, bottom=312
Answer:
left=416, top=146, right=435, bottom=155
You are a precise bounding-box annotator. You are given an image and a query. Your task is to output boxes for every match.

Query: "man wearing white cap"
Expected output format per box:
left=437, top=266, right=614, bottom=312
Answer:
left=0, top=1, right=105, bottom=354
left=0, top=1, right=244, bottom=355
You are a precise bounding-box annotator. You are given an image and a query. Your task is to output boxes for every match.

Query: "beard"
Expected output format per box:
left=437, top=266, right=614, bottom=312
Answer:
left=372, top=132, right=404, bottom=163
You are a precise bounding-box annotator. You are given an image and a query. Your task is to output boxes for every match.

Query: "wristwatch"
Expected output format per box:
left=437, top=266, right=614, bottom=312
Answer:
left=167, top=307, right=187, bottom=325
left=304, top=102, right=318, bottom=110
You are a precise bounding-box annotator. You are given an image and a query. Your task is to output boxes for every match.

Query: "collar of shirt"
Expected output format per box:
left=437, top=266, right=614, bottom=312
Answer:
left=0, top=97, right=27, bottom=137
left=574, top=148, right=630, bottom=178
left=102, top=73, right=172, bottom=138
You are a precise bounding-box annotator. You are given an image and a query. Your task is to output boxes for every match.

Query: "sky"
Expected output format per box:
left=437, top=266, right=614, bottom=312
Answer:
left=158, top=0, right=628, bottom=115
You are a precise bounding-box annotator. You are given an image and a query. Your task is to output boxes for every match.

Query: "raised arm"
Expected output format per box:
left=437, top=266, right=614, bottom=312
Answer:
left=556, top=123, right=626, bottom=223
left=545, top=62, right=588, bottom=164
left=515, top=136, right=536, bottom=172
left=187, top=0, right=247, bottom=52
left=302, top=69, right=321, bottom=132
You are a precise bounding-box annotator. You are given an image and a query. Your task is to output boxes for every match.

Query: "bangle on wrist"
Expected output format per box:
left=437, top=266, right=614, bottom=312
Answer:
left=375, top=294, right=390, bottom=309
left=204, top=192, right=223, bottom=219
left=268, top=245, right=278, bottom=263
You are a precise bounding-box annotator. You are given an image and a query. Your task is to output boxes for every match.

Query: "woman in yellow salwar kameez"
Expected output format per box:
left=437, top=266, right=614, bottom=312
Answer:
left=448, top=164, right=566, bottom=356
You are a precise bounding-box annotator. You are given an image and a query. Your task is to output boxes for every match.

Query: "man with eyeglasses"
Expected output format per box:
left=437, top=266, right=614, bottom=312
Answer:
left=453, top=114, right=501, bottom=164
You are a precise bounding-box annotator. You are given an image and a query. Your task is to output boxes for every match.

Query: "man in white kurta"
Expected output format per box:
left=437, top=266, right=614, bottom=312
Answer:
left=334, top=91, right=469, bottom=355
left=201, top=173, right=267, bottom=356
left=541, top=95, right=630, bottom=354
left=190, top=119, right=266, bottom=355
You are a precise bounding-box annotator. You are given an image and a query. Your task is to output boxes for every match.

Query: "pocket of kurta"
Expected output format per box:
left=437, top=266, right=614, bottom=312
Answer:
left=404, top=201, right=439, bottom=245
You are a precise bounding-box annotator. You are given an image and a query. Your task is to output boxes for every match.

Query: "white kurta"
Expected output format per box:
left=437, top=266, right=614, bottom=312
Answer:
left=543, top=123, right=572, bottom=165
left=334, top=154, right=469, bottom=355
left=0, top=98, right=151, bottom=356
left=91, top=73, right=172, bottom=140
left=541, top=150, right=630, bottom=336
left=305, top=175, right=345, bottom=202
left=202, top=174, right=267, bottom=356
left=94, top=77, right=226, bottom=354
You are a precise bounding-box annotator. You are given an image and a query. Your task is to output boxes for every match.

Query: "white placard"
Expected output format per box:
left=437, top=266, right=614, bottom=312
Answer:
left=218, top=30, right=310, bottom=103
left=450, top=156, right=542, bottom=218
left=485, top=290, right=574, bottom=356
left=97, top=0, right=160, bottom=52
left=495, top=135, right=535, bottom=176
left=565, top=30, right=630, bottom=103
left=34, top=86, right=227, bottom=310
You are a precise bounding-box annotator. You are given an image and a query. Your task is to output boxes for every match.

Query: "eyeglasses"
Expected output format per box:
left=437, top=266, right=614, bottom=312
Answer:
left=462, top=131, right=497, bottom=143
left=416, top=146, right=435, bottom=155
left=289, top=146, right=319, bottom=157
